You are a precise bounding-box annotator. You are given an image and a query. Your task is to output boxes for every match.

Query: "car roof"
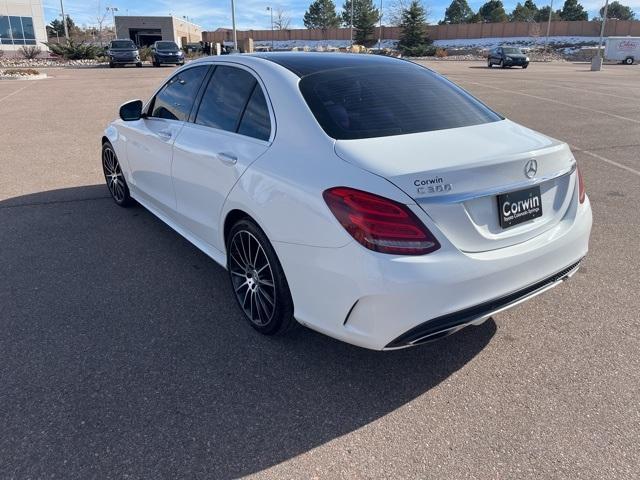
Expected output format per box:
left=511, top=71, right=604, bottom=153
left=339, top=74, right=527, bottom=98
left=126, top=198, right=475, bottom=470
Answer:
left=249, top=52, right=411, bottom=77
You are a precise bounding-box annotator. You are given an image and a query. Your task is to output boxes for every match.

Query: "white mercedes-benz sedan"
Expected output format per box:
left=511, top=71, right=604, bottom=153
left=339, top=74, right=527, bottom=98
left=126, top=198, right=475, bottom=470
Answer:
left=102, top=53, right=592, bottom=350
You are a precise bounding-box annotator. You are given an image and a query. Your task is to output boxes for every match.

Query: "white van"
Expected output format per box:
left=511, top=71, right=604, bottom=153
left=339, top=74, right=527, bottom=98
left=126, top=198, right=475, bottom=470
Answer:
left=604, top=37, right=640, bottom=65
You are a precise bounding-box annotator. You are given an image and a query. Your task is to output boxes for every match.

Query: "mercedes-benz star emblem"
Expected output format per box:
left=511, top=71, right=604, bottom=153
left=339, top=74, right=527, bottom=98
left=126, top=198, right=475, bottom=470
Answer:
left=524, top=159, right=538, bottom=179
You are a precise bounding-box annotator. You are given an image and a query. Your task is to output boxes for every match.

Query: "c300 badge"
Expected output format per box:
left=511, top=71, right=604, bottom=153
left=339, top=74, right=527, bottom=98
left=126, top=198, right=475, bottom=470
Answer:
left=414, top=177, right=453, bottom=195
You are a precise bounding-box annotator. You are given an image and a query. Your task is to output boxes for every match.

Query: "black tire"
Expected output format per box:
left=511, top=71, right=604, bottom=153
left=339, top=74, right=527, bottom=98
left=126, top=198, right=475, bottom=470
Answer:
left=522, top=64, right=528, bottom=69
left=500, top=59, right=505, bottom=68
left=227, top=218, right=296, bottom=336
left=102, top=142, right=133, bottom=207
left=487, top=60, right=492, bottom=68
left=624, top=57, right=634, bottom=65
left=109, top=62, right=114, bottom=68
left=136, top=62, right=143, bottom=68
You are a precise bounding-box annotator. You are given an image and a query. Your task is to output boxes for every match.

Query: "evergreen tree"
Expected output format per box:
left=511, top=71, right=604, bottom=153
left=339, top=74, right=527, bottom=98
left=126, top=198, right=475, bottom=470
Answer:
left=342, top=0, right=381, bottom=44
left=478, top=0, right=508, bottom=22
left=511, top=2, right=537, bottom=21
left=534, top=5, right=561, bottom=21
left=49, top=17, right=76, bottom=37
left=442, top=0, right=474, bottom=24
left=524, top=0, right=538, bottom=11
left=599, top=1, right=635, bottom=20
left=304, top=0, right=342, bottom=29
left=559, top=0, right=588, bottom=21
left=398, top=0, right=432, bottom=55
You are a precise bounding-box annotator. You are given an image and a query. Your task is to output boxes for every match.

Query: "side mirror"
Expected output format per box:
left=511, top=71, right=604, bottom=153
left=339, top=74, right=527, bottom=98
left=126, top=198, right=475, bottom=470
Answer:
left=119, top=99, right=144, bottom=121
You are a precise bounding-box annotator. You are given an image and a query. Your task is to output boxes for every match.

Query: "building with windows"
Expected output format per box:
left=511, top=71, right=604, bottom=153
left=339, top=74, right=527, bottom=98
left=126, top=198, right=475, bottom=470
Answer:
left=114, top=16, right=202, bottom=48
left=0, top=0, right=47, bottom=53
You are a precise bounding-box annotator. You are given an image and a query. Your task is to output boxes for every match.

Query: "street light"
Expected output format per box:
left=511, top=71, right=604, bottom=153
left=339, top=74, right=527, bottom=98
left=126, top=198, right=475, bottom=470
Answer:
left=544, top=0, right=553, bottom=53
left=183, top=15, right=191, bottom=43
left=59, top=0, right=69, bottom=40
left=592, top=0, right=610, bottom=71
left=107, top=6, right=118, bottom=39
left=377, top=0, right=383, bottom=50
left=266, top=6, right=274, bottom=51
left=230, top=0, right=238, bottom=52
left=350, top=0, right=354, bottom=46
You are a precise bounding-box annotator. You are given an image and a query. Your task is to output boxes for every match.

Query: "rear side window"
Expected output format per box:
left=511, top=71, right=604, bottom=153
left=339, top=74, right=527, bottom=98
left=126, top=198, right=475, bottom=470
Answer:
left=299, top=62, right=501, bottom=140
left=237, top=86, right=271, bottom=141
left=150, top=66, right=209, bottom=121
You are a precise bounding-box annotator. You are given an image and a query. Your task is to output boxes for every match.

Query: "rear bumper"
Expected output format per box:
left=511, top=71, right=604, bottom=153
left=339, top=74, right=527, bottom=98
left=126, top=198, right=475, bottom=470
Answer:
left=273, top=196, right=592, bottom=351
left=384, top=259, right=581, bottom=349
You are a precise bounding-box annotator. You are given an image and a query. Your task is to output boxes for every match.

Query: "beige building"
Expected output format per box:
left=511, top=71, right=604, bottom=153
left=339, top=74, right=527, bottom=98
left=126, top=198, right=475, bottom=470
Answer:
left=0, top=0, right=48, bottom=52
left=114, top=16, right=202, bottom=48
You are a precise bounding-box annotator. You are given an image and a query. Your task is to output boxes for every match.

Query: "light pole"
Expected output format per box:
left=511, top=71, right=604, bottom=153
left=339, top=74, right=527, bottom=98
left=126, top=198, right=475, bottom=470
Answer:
left=107, top=7, right=118, bottom=39
left=350, top=0, right=354, bottom=46
left=60, top=0, right=69, bottom=40
left=544, top=0, right=553, bottom=53
left=183, top=16, right=191, bottom=43
left=592, top=0, right=610, bottom=71
left=377, top=0, right=382, bottom=50
left=231, top=0, right=238, bottom=52
left=266, top=6, right=274, bottom=51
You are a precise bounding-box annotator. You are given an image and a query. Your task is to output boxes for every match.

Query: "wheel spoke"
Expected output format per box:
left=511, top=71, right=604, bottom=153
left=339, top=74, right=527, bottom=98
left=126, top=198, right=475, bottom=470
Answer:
left=259, top=279, right=274, bottom=288
left=258, top=287, right=274, bottom=306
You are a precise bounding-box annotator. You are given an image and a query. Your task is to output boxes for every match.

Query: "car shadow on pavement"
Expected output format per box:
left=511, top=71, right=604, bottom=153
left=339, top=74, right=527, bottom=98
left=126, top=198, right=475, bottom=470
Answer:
left=0, top=185, right=496, bottom=479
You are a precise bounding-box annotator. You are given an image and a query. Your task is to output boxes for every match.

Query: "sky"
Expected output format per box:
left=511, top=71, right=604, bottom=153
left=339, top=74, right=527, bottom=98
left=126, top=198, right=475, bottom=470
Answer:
left=43, top=0, right=640, bottom=31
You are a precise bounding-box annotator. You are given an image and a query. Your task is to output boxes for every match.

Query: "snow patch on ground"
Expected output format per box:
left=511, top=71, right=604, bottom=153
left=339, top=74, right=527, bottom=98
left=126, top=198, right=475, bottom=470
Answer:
left=246, top=36, right=599, bottom=51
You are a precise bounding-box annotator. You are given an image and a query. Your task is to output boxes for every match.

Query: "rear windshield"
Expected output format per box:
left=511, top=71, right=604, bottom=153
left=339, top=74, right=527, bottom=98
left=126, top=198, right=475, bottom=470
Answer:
left=299, top=62, right=501, bottom=140
left=503, top=47, right=522, bottom=54
left=157, top=42, right=178, bottom=50
left=111, top=41, right=135, bottom=49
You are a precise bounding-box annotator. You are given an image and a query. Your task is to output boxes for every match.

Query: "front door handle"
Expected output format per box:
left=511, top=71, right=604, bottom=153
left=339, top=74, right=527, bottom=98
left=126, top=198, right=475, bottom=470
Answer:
left=158, top=130, right=172, bottom=140
left=217, top=152, right=238, bottom=165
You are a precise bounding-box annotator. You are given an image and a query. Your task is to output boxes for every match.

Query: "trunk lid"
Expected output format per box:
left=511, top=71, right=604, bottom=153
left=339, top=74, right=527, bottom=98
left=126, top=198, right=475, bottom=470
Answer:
left=334, top=120, right=577, bottom=252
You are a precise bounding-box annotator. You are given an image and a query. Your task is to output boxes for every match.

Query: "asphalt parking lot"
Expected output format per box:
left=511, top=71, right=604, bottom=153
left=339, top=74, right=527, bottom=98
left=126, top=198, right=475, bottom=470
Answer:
left=1, top=61, right=639, bottom=479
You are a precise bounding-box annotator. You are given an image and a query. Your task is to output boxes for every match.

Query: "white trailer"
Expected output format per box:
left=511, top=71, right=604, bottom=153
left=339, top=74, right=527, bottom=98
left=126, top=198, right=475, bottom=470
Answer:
left=604, top=37, right=640, bottom=65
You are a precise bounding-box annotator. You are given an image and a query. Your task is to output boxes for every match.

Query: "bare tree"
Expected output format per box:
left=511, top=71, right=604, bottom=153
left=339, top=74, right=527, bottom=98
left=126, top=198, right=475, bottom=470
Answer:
left=273, top=8, right=292, bottom=30
left=388, top=0, right=430, bottom=27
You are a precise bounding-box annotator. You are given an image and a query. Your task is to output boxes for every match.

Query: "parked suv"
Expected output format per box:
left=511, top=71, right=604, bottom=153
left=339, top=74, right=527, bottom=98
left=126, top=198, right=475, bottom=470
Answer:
left=151, top=41, right=185, bottom=67
left=488, top=46, right=529, bottom=69
left=107, top=39, right=142, bottom=68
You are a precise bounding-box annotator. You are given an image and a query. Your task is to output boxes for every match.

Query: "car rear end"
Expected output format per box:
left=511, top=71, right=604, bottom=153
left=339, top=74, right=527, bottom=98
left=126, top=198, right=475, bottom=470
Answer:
left=284, top=56, right=591, bottom=350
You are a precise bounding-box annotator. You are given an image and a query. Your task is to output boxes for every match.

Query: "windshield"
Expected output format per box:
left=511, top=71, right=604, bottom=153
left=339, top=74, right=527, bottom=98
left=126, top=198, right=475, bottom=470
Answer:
left=111, top=41, right=136, bottom=50
left=299, top=62, right=501, bottom=140
left=502, top=47, right=523, bottom=54
left=157, top=42, right=178, bottom=50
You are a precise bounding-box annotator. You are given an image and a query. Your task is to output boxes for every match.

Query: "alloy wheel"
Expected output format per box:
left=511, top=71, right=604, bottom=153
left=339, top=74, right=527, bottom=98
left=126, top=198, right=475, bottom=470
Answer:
left=102, top=146, right=126, bottom=203
left=228, top=230, right=276, bottom=327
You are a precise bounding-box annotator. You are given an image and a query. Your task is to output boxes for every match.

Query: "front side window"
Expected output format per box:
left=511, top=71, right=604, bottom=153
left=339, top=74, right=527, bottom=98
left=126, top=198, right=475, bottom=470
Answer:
left=299, top=62, right=501, bottom=140
left=150, top=66, right=209, bottom=121
left=195, top=66, right=271, bottom=140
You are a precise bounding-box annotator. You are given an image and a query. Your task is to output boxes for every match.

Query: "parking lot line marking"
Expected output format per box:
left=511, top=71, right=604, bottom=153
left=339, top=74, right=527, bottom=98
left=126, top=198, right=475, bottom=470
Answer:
left=465, top=81, right=640, bottom=125
left=0, top=83, right=32, bottom=104
left=572, top=145, right=640, bottom=178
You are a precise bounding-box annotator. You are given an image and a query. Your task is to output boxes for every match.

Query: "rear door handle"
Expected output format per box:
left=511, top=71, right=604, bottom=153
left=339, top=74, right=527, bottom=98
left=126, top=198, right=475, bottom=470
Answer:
left=158, top=130, right=172, bottom=140
left=217, top=152, right=238, bottom=165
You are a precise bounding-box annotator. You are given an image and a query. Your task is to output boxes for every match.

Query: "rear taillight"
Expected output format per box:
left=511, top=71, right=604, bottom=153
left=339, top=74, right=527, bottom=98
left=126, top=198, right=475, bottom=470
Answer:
left=577, top=165, right=586, bottom=204
left=323, top=187, right=440, bottom=255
